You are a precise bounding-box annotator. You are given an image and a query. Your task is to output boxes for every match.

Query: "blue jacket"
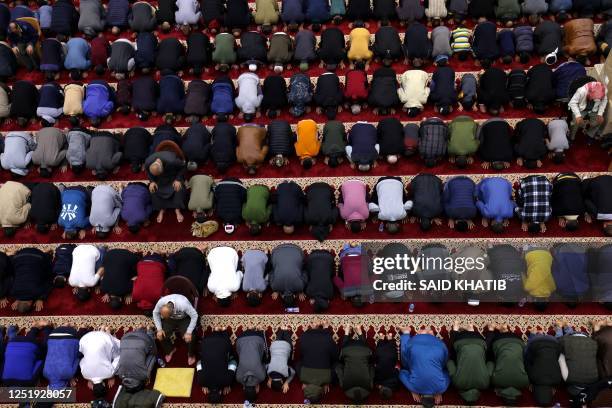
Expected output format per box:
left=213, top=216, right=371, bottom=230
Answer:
left=281, top=0, right=305, bottom=23
left=135, top=32, right=158, bottom=69
left=38, top=5, right=53, bottom=29
left=551, top=244, right=589, bottom=298
left=475, top=177, right=515, bottom=223
left=121, top=183, right=153, bottom=227
left=52, top=243, right=76, bottom=279
left=211, top=80, right=234, bottom=115
left=305, top=0, right=330, bottom=22
left=399, top=333, right=450, bottom=395
left=443, top=176, right=477, bottom=220
left=498, top=29, right=515, bottom=56
left=58, top=188, right=90, bottom=232
left=50, top=0, right=78, bottom=35
left=2, top=341, right=43, bottom=383
left=552, top=61, right=586, bottom=100
left=84, top=81, right=115, bottom=119
left=157, top=75, right=186, bottom=114
left=64, top=37, right=91, bottom=71
left=38, top=82, right=64, bottom=109
left=43, top=327, right=80, bottom=389
left=513, top=25, right=533, bottom=53
left=106, top=0, right=130, bottom=27
left=348, top=122, right=378, bottom=165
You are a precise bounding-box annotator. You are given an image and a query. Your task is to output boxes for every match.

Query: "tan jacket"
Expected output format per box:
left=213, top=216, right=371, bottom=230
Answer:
left=0, top=181, right=31, bottom=227
left=563, top=19, right=596, bottom=57
left=0, top=83, right=10, bottom=118
left=63, top=83, right=84, bottom=116
left=236, top=125, right=268, bottom=168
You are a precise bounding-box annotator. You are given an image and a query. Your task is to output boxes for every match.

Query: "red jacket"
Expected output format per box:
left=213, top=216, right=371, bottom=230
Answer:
left=344, top=69, right=369, bottom=101
left=132, top=259, right=166, bottom=310
left=90, top=37, right=109, bottom=67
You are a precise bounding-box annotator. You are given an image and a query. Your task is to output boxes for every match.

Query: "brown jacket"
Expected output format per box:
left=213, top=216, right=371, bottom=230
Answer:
left=236, top=125, right=268, bottom=170
left=563, top=18, right=596, bottom=57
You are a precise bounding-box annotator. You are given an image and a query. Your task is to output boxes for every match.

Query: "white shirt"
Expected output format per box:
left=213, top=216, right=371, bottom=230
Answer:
left=79, top=331, right=120, bottom=383
left=206, top=247, right=243, bottom=299
left=68, top=245, right=101, bottom=288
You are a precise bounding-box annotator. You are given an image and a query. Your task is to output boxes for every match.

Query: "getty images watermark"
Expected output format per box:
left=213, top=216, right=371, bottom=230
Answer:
left=350, top=242, right=611, bottom=303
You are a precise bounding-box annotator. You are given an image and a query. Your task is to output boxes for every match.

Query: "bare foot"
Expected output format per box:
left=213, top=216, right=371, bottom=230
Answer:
left=175, top=209, right=184, bottom=223
left=157, top=210, right=165, bottom=223
left=165, top=348, right=177, bottom=363
left=187, top=355, right=196, bottom=365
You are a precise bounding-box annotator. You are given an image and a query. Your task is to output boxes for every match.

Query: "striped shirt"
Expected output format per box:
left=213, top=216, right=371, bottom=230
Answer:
left=451, top=27, right=472, bottom=53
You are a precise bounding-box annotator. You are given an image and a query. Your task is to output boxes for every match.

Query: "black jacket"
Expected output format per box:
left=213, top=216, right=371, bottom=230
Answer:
left=403, top=22, right=431, bottom=59
left=272, top=181, right=305, bottom=226
left=551, top=173, right=585, bottom=217
left=318, top=27, right=346, bottom=65
left=184, top=80, right=211, bottom=117
left=583, top=175, right=612, bottom=217
left=267, top=119, right=294, bottom=156
left=187, top=32, right=213, bottom=73
left=211, top=122, right=237, bottom=171
left=377, top=117, right=404, bottom=156
left=182, top=122, right=212, bottom=163
left=135, top=32, right=158, bottom=70
left=155, top=38, right=185, bottom=74
left=478, top=119, right=514, bottom=162
left=305, top=250, right=335, bottom=302
left=0, top=252, right=12, bottom=300
left=513, top=118, right=548, bottom=161
left=50, top=0, right=79, bottom=35
left=409, top=173, right=444, bottom=219
left=29, top=182, right=61, bottom=228
left=101, top=249, right=140, bottom=297
left=10, top=248, right=53, bottom=301
left=373, top=26, right=403, bottom=60
left=198, top=331, right=235, bottom=389
left=214, top=178, right=246, bottom=224
left=525, top=64, right=555, bottom=108
left=10, top=80, right=39, bottom=119
left=169, top=247, right=209, bottom=294
left=225, top=0, right=251, bottom=29
left=314, top=73, right=343, bottom=109
left=304, top=183, right=338, bottom=237
left=131, top=76, right=158, bottom=112
left=237, top=31, right=268, bottom=64
left=123, top=127, right=152, bottom=166
left=261, top=75, right=288, bottom=111
left=346, top=0, right=372, bottom=20
left=368, top=67, right=400, bottom=108
left=478, top=68, right=510, bottom=108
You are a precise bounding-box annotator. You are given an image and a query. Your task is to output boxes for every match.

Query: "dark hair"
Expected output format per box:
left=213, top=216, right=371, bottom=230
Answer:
left=267, top=109, right=278, bottom=118
left=246, top=165, right=257, bottom=175
left=382, top=58, right=392, bottom=67
left=350, top=221, right=362, bottom=233
left=325, top=107, right=337, bottom=120
left=270, top=378, right=283, bottom=392
left=95, top=65, right=105, bottom=76
left=355, top=61, right=366, bottom=70
left=311, top=23, right=321, bottom=32
left=40, top=118, right=52, bottom=128
left=407, top=107, right=420, bottom=117
left=72, top=164, right=84, bottom=174
left=519, top=51, right=530, bottom=64
left=502, top=55, right=512, bottom=64
left=248, top=223, right=262, bottom=236
left=552, top=152, right=565, bottom=164
left=244, top=113, right=254, bottom=122
left=53, top=275, right=67, bottom=288
left=565, top=219, right=579, bottom=231
left=37, top=224, right=51, bottom=234
left=457, top=51, right=468, bottom=61
left=217, top=296, right=232, bottom=307
left=96, top=170, right=108, bottom=180
left=76, top=287, right=91, bottom=302
left=109, top=296, right=123, bottom=310
left=490, top=221, right=505, bottom=233
left=313, top=297, right=329, bottom=313
left=17, top=117, right=28, bottom=127
left=208, top=388, right=222, bottom=403
left=424, top=158, right=436, bottom=168
left=419, top=217, right=432, bottom=231
left=65, top=230, right=78, bottom=239
left=244, top=386, right=257, bottom=402
left=480, top=58, right=492, bottom=69
left=302, top=157, right=314, bottom=169
left=217, top=113, right=228, bottom=122
left=281, top=293, right=296, bottom=307
left=379, top=386, right=393, bottom=399
left=527, top=222, right=540, bottom=233
left=44, top=71, right=56, bottom=82
left=328, top=155, right=339, bottom=168
left=128, top=224, right=141, bottom=234
left=438, top=105, right=451, bottom=115
left=534, top=301, right=548, bottom=311
left=455, top=155, right=468, bottom=168
left=261, top=24, right=272, bottom=35
left=137, top=111, right=150, bottom=121
left=575, top=55, right=587, bottom=65
left=246, top=291, right=262, bottom=307
left=492, top=161, right=505, bottom=171
left=196, top=213, right=207, bottom=223
left=95, top=229, right=110, bottom=239
left=455, top=220, right=468, bottom=232
left=70, top=69, right=82, bottom=80
left=91, top=117, right=102, bottom=127
left=421, top=395, right=435, bottom=408
left=524, top=159, right=537, bottom=169
left=379, top=108, right=389, bottom=116
left=93, top=383, right=107, bottom=399
left=604, top=224, right=612, bottom=237
left=3, top=227, right=16, bottom=237
left=350, top=296, right=364, bottom=307
left=386, top=222, right=399, bottom=234
left=69, top=116, right=80, bottom=127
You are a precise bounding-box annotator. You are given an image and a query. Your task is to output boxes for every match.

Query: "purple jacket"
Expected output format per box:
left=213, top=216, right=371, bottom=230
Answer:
left=121, top=183, right=152, bottom=227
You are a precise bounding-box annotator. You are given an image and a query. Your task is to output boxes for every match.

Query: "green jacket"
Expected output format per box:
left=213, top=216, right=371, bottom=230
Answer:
left=321, top=120, right=347, bottom=156
left=212, top=33, right=237, bottom=65
left=495, top=0, right=521, bottom=18
left=447, top=337, right=490, bottom=403
left=300, top=367, right=332, bottom=402
left=113, top=386, right=164, bottom=408
left=447, top=116, right=479, bottom=156
left=335, top=342, right=374, bottom=400
left=560, top=335, right=600, bottom=386
left=242, top=184, right=271, bottom=224
left=488, top=337, right=530, bottom=402
left=187, top=175, right=214, bottom=212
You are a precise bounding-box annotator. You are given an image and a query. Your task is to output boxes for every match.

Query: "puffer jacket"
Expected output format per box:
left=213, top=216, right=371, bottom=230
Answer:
left=563, top=18, right=596, bottom=57
left=43, top=327, right=80, bottom=389
left=287, top=73, right=313, bottom=116
left=116, top=329, right=157, bottom=390
left=398, top=70, right=430, bottom=109
left=513, top=25, right=534, bottom=53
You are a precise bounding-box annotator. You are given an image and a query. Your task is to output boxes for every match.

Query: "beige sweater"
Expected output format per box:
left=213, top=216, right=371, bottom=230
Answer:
left=0, top=181, right=31, bottom=227
left=63, top=83, right=85, bottom=116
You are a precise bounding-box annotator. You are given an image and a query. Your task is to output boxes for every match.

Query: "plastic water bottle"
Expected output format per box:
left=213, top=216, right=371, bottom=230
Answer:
left=378, top=222, right=384, bottom=232
left=157, top=357, right=166, bottom=368
left=553, top=403, right=561, bottom=408
left=409, top=303, right=415, bottom=313
left=304, top=399, right=311, bottom=405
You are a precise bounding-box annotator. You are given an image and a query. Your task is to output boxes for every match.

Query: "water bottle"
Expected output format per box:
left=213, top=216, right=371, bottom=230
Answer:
left=157, top=357, right=166, bottom=368
left=409, top=303, right=415, bottom=313
left=378, top=222, right=384, bottom=232
left=304, top=399, right=311, bottom=405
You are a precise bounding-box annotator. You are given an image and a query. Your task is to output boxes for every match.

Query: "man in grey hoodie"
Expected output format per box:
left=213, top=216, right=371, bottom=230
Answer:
left=32, top=127, right=67, bottom=178
left=89, top=184, right=122, bottom=238
left=236, top=328, right=268, bottom=403
left=66, top=128, right=91, bottom=173
left=78, top=0, right=105, bottom=37
left=269, top=243, right=307, bottom=308
left=1, top=131, right=36, bottom=176
left=85, top=131, right=123, bottom=179
left=266, top=326, right=295, bottom=393
left=116, top=327, right=157, bottom=391
left=241, top=249, right=269, bottom=307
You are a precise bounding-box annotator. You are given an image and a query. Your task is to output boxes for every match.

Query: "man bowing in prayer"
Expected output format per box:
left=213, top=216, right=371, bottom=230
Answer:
left=145, top=147, right=187, bottom=223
